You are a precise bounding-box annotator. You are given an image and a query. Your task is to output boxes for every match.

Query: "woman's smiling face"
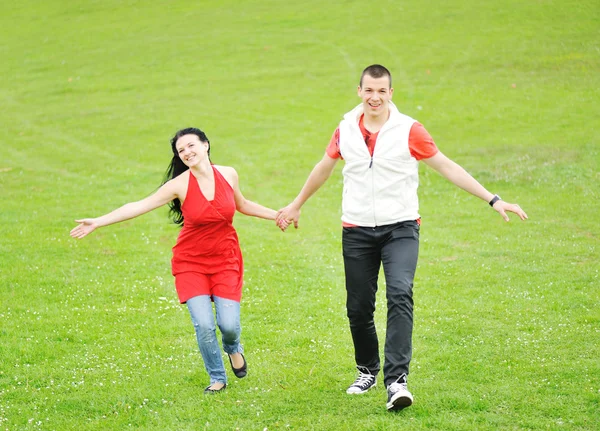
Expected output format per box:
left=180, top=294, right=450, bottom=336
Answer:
left=175, top=134, right=210, bottom=167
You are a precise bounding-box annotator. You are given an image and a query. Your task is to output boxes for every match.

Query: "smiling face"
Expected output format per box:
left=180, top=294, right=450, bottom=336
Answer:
left=175, top=134, right=210, bottom=167
left=358, top=74, right=394, bottom=120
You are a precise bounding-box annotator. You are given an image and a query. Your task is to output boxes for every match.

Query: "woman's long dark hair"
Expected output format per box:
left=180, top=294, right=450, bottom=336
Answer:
left=162, top=127, right=211, bottom=225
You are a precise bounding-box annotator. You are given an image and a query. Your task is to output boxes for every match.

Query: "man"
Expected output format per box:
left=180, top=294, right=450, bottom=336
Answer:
left=276, top=64, right=527, bottom=411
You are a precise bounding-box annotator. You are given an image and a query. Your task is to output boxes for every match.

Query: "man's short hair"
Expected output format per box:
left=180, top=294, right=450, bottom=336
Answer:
left=360, top=64, right=392, bottom=88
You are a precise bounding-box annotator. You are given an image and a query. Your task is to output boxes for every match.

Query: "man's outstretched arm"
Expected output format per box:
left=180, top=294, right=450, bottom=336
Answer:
left=422, top=151, right=528, bottom=221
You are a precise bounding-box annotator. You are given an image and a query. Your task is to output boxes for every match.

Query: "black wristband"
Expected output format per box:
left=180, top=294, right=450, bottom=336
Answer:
left=489, top=194, right=501, bottom=207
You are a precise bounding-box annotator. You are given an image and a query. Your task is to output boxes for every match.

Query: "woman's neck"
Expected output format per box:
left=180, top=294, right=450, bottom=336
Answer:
left=190, top=159, right=213, bottom=177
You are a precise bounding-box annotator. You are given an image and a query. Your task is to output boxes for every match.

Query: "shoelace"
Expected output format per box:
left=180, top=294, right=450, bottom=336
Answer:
left=352, top=373, right=374, bottom=388
left=388, top=382, right=407, bottom=393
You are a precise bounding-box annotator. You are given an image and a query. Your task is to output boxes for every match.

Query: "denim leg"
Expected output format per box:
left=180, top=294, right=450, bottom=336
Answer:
left=342, top=227, right=382, bottom=375
left=186, top=295, right=227, bottom=385
left=381, top=222, right=419, bottom=387
left=213, top=296, right=243, bottom=355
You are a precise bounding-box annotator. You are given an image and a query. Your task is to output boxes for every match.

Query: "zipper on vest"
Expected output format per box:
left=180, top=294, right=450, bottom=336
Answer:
left=370, top=160, right=377, bottom=225
left=369, top=156, right=373, bottom=168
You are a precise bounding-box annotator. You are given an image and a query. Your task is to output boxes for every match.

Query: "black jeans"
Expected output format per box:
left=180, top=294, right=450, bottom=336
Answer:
left=342, top=220, right=419, bottom=387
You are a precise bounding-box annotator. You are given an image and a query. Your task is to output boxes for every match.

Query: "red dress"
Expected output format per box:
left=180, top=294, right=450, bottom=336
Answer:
left=171, top=166, right=243, bottom=303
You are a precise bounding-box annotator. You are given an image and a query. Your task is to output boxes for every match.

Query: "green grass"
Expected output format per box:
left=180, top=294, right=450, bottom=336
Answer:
left=1, top=0, right=599, bottom=430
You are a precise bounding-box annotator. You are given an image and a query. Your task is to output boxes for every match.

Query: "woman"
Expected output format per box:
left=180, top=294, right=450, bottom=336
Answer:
left=71, top=127, right=287, bottom=393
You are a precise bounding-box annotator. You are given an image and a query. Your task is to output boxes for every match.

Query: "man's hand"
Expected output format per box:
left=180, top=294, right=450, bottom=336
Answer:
left=493, top=201, right=528, bottom=222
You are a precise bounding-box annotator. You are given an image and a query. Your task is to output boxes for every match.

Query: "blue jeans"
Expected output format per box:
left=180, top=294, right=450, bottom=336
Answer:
left=186, top=295, right=243, bottom=385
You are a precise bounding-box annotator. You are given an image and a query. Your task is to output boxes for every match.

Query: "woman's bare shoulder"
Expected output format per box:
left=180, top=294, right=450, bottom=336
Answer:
left=213, top=165, right=238, bottom=187
left=165, top=169, right=190, bottom=197
left=214, top=165, right=238, bottom=177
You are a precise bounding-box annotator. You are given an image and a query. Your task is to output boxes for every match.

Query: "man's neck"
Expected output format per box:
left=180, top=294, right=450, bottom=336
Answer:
left=362, top=109, right=390, bottom=133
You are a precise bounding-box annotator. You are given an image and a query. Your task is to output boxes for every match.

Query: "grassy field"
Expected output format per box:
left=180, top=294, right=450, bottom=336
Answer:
left=1, top=0, right=598, bottom=430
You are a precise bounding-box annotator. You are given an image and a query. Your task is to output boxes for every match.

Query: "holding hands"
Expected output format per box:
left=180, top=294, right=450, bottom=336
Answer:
left=275, top=204, right=301, bottom=232
left=276, top=217, right=291, bottom=231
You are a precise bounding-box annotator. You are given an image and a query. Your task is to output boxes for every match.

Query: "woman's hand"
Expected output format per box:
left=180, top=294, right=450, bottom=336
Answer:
left=70, top=219, right=99, bottom=239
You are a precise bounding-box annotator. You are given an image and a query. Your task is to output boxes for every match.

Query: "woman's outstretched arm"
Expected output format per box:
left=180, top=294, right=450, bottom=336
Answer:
left=70, top=178, right=181, bottom=239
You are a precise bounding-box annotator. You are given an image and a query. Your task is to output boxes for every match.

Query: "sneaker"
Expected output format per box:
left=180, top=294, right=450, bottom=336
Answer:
left=346, top=366, right=377, bottom=394
left=386, top=375, right=413, bottom=411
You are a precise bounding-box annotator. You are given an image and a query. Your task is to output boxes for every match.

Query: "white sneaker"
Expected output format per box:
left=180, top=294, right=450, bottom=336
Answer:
left=346, top=366, right=377, bottom=394
left=386, top=375, right=413, bottom=411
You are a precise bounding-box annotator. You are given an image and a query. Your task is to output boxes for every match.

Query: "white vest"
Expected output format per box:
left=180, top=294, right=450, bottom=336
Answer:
left=338, top=102, right=420, bottom=227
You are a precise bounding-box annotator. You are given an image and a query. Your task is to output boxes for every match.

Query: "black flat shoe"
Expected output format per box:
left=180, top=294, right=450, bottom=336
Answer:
left=204, top=383, right=226, bottom=394
left=229, top=353, right=247, bottom=378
